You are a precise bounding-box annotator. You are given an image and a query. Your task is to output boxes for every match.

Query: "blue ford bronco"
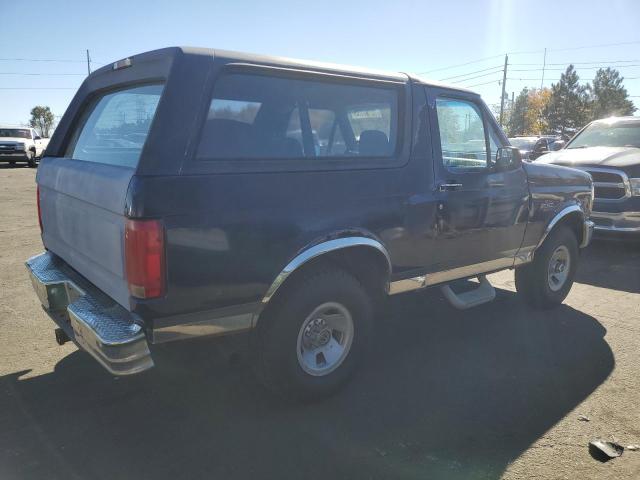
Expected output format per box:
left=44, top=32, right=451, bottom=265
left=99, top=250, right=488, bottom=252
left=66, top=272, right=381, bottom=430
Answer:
left=26, top=47, right=594, bottom=400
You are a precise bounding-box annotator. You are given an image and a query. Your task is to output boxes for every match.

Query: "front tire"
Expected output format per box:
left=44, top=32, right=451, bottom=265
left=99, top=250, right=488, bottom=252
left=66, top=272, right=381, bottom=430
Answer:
left=27, top=151, right=37, bottom=168
left=254, top=266, right=373, bottom=401
left=515, top=225, right=579, bottom=309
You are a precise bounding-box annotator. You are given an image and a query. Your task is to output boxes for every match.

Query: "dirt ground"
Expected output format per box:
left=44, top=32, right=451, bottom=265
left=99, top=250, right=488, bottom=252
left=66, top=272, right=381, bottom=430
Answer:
left=1, top=165, right=639, bottom=480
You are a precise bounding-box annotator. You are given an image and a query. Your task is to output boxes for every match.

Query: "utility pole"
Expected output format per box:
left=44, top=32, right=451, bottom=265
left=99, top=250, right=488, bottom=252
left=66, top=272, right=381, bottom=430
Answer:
left=499, top=54, right=508, bottom=127
left=86, top=49, right=91, bottom=75
left=540, top=48, right=547, bottom=89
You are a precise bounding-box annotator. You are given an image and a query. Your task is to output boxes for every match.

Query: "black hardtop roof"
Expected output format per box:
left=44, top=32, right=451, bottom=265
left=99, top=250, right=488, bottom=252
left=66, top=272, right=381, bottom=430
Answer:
left=96, top=46, right=477, bottom=94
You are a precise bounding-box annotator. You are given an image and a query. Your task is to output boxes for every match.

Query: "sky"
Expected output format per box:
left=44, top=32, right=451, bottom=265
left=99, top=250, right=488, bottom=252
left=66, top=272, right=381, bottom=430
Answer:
left=2, top=0, right=640, bottom=127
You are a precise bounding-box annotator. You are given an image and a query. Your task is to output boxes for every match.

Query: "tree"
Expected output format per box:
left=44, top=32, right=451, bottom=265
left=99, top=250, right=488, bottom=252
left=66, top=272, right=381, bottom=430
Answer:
left=525, top=88, right=552, bottom=135
left=507, top=88, right=529, bottom=136
left=542, top=65, right=590, bottom=137
left=505, top=88, right=551, bottom=136
left=28, top=106, right=55, bottom=137
left=435, top=106, right=461, bottom=144
left=589, top=68, right=636, bottom=119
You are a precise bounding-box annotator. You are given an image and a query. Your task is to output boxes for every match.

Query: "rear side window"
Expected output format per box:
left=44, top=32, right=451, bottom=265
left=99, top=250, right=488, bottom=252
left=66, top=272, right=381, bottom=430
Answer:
left=66, top=84, right=164, bottom=168
left=197, top=73, right=399, bottom=160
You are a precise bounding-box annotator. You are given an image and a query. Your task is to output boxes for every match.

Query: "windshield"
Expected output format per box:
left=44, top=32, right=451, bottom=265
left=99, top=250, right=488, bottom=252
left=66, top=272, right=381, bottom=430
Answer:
left=0, top=128, right=31, bottom=139
left=568, top=122, right=640, bottom=149
left=509, top=138, right=536, bottom=149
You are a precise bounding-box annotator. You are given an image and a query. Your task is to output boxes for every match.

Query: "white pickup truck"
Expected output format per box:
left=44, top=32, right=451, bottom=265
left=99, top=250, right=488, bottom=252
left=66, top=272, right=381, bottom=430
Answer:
left=0, top=126, right=49, bottom=167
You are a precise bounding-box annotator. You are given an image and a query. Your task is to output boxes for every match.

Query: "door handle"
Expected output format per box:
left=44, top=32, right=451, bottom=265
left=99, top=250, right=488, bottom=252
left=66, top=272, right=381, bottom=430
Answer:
left=438, top=183, right=463, bottom=192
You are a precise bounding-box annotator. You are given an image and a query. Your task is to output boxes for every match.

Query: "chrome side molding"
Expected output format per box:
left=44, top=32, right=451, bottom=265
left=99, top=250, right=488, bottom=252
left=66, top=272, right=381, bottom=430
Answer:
left=388, top=257, right=516, bottom=295
left=388, top=275, right=426, bottom=295
left=426, top=257, right=515, bottom=286
left=151, top=305, right=255, bottom=343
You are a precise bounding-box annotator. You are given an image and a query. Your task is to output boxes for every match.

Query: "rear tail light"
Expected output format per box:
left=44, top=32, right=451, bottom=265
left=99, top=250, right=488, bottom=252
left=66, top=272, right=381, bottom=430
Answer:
left=125, top=219, right=165, bottom=299
left=36, top=185, right=43, bottom=234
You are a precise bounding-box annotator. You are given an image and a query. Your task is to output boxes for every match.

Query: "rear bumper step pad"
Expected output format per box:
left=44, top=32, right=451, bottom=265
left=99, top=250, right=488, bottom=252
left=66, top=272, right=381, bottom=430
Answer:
left=26, top=252, right=153, bottom=375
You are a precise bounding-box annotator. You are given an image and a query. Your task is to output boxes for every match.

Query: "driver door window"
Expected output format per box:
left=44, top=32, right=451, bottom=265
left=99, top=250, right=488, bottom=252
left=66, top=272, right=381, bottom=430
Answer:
left=435, top=98, right=488, bottom=171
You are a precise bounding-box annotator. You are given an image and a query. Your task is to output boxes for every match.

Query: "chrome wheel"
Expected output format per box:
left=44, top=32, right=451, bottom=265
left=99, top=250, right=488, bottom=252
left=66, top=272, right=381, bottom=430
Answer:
left=296, top=302, right=354, bottom=377
left=548, top=245, right=570, bottom=292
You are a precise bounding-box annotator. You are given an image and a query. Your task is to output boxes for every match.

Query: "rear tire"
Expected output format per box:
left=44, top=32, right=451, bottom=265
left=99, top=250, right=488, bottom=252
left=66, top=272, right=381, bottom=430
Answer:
left=515, top=225, right=578, bottom=309
left=254, top=266, right=373, bottom=401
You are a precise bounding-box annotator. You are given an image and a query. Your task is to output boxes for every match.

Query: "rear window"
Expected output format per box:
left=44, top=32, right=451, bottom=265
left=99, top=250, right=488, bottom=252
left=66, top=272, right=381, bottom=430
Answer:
left=66, top=84, right=164, bottom=168
left=196, top=73, right=399, bottom=161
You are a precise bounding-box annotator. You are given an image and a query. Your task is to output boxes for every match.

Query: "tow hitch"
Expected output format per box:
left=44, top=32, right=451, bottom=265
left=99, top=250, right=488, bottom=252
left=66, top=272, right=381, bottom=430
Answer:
left=54, top=327, right=70, bottom=345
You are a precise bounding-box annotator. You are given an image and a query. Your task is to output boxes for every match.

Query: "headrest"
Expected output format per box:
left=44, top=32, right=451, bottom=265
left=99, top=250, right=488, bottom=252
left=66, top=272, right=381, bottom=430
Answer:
left=359, top=130, right=389, bottom=156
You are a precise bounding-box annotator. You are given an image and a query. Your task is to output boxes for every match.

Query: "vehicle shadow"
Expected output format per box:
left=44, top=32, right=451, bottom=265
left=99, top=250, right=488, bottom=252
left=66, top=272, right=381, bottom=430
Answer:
left=577, top=238, right=640, bottom=294
left=0, top=288, right=613, bottom=480
left=0, top=163, right=33, bottom=169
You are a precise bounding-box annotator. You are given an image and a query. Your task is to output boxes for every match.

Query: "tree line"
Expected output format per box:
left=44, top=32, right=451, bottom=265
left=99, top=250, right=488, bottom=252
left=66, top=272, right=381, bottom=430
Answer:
left=503, top=65, right=636, bottom=138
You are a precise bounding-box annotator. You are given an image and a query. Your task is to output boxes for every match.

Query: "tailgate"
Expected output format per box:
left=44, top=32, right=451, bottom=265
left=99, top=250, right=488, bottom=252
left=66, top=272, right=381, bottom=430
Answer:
left=38, top=159, right=134, bottom=308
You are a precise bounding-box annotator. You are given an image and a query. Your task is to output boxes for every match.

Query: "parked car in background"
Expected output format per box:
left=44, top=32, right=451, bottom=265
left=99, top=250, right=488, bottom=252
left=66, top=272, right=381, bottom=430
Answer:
left=548, top=138, right=566, bottom=151
left=509, top=135, right=562, bottom=161
left=537, top=116, right=640, bottom=236
left=0, top=126, right=48, bottom=167
left=26, top=47, right=594, bottom=400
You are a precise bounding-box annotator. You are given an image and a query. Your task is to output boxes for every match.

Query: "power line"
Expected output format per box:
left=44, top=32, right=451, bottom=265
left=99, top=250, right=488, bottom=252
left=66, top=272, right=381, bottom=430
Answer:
left=463, top=78, right=504, bottom=88
left=0, top=87, right=77, bottom=90
left=419, top=40, right=640, bottom=76
left=538, top=60, right=640, bottom=66
left=417, top=54, right=505, bottom=74
left=438, top=65, right=503, bottom=81
left=550, top=40, right=640, bottom=52
left=0, top=57, right=86, bottom=63
left=510, top=60, right=640, bottom=70
left=511, top=64, right=640, bottom=72
left=418, top=49, right=548, bottom=75
left=508, top=75, right=640, bottom=82
left=450, top=70, right=506, bottom=84
left=0, top=72, right=84, bottom=76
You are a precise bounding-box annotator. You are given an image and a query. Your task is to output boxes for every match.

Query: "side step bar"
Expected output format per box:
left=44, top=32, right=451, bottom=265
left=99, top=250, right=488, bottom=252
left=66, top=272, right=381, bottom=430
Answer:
left=440, top=275, right=496, bottom=310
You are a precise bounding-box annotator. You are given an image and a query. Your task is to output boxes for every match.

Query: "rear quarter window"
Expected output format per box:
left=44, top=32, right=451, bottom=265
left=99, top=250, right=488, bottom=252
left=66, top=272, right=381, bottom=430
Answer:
left=65, top=84, right=164, bottom=168
left=196, top=73, right=400, bottom=162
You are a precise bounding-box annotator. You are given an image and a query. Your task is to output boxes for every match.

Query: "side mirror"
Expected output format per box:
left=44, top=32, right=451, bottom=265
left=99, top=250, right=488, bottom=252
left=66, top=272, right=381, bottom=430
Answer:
left=34, top=135, right=42, bottom=140
left=534, top=144, right=548, bottom=153
left=496, top=146, right=522, bottom=169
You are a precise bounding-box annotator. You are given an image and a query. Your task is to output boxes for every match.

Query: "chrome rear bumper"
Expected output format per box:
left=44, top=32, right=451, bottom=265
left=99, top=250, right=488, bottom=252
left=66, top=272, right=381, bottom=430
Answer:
left=26, top=252, right=153, bottom=375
